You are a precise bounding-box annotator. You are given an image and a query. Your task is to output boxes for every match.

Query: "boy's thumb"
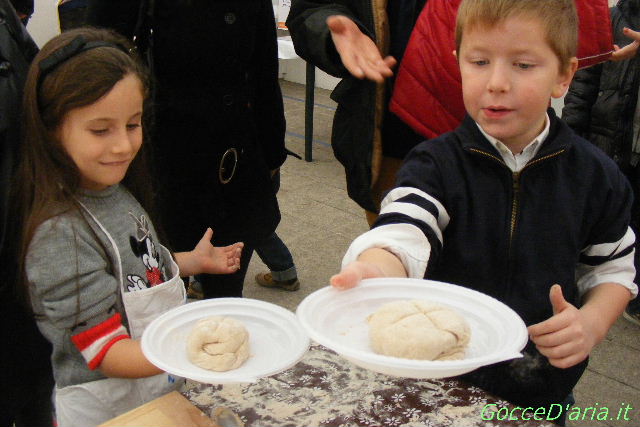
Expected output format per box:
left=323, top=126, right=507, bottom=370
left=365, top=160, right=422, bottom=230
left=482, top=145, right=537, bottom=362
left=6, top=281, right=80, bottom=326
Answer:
left=549, top=284, right=569, bottom=315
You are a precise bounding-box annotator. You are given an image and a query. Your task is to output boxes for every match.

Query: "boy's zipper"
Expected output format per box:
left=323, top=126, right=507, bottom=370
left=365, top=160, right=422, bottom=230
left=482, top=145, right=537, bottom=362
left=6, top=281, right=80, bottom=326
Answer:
left=468, top=148, right=566, bottom=253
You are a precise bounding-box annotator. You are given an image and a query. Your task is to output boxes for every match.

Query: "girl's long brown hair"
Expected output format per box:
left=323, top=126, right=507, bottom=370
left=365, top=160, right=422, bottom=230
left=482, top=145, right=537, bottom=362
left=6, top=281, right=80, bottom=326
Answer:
left=12, top=27, right=156, bottom=306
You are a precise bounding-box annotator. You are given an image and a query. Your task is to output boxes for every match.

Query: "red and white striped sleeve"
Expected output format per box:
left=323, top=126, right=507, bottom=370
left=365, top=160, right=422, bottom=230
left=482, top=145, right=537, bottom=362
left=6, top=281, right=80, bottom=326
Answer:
left=71, top=312, right=130, bottom=370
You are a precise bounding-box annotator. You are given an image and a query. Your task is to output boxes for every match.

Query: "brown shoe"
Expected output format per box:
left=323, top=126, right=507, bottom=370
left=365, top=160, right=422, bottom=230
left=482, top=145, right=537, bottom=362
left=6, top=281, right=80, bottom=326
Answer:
left=187, top=280, right=204, bottom=300
left=255, top=272, right=300, bottom=291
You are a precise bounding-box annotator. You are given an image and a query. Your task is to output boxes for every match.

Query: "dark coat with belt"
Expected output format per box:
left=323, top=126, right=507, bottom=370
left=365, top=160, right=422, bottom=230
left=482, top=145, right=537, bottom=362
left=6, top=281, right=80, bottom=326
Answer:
left=87, top=0, right=287, bottom=250
left=0, top=0, right=53, bottom=417
left=562, top=0, right=640, bottom=172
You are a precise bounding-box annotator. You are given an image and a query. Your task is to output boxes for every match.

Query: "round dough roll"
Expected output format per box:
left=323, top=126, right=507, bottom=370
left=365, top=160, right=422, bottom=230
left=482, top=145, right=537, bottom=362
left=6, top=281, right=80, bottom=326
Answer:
left=368, top=300, right=470, bottom=361
left=186, top=316, right=250, bottom=371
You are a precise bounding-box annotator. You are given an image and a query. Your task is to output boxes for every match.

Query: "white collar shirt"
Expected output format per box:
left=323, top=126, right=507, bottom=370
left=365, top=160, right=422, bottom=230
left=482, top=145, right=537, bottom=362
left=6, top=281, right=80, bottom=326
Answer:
left=476, top=114, right=550, bottom=172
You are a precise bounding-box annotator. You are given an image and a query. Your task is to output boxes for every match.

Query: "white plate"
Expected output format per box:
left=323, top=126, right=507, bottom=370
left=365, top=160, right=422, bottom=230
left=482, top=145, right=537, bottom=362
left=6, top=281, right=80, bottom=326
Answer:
left=296, top=278, right=528, bottom=379
left=142, top=298, right=310, bottom=383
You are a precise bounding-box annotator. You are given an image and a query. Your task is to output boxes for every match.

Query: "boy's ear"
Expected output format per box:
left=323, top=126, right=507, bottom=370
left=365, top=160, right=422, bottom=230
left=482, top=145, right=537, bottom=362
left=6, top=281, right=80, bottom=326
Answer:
left=453, top=50, right=458, bottom=60
left=551, top=57, right=578, bottom=99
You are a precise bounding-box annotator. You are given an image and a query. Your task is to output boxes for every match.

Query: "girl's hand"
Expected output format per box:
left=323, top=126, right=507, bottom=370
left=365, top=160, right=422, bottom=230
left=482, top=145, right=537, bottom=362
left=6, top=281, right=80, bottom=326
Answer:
left=193, top=228, right=243, bottom=274
left=527, top=285, right=596, bottom=369
left=176, top=228, right=243, bottom=276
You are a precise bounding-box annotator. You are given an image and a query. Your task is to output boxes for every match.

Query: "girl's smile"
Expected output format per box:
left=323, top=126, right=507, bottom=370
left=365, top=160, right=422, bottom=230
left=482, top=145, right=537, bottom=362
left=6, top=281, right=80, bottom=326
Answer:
left=58, top=73, right=144, bottom=191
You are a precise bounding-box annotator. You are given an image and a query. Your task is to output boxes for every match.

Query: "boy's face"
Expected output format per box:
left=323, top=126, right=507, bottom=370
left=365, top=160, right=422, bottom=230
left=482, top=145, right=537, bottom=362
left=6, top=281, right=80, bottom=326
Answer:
left=457, top=15, right=576, bottom=149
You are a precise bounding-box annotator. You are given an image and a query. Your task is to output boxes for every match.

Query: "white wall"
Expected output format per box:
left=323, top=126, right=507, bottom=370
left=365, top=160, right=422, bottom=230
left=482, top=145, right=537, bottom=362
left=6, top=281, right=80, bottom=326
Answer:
left=26, top=0, right=60, bottom=47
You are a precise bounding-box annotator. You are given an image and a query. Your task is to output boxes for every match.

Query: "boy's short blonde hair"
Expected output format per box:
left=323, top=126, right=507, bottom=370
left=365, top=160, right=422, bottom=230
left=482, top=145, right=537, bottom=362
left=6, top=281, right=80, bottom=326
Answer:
left=455, top=0, right=578, bottom=71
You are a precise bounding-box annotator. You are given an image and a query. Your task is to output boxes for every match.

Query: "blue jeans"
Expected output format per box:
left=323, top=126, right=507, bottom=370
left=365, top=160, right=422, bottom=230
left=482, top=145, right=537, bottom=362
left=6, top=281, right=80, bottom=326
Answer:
left=255, top=170, right=297, bottom=281
left=255, top=232, right=297, bottom=281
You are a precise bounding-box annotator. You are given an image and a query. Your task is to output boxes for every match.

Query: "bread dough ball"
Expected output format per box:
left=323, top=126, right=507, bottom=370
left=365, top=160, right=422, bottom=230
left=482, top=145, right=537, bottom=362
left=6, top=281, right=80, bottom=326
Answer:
left=187, top=316, right=250, bottom=371
left=368, top=300, right=470, bottom=361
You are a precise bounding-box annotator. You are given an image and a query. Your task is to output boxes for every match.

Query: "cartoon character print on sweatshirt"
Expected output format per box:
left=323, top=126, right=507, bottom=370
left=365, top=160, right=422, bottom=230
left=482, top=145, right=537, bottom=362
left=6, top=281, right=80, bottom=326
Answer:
left=126, top=213, right=167, bottom=292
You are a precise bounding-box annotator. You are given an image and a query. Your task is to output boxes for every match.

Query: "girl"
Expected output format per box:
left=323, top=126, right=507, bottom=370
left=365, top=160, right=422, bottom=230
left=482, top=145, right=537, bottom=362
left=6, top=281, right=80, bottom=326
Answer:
left=15, top=28, right=243, bottom=427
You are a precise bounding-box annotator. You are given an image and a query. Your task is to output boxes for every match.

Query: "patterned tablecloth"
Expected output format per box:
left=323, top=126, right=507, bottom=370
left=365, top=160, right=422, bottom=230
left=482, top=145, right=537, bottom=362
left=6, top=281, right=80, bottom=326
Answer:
left=183, top=344, right=554, bottom=427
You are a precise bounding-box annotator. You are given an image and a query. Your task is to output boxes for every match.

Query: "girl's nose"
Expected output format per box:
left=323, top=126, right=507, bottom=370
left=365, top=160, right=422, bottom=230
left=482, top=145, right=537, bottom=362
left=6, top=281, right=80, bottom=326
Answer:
left=111, top=129, right=135, bottom=154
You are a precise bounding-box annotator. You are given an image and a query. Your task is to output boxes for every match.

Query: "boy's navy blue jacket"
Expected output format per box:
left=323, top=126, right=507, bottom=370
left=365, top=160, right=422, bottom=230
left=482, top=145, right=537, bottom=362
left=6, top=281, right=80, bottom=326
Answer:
left=378, top=109, right=634, bottom=407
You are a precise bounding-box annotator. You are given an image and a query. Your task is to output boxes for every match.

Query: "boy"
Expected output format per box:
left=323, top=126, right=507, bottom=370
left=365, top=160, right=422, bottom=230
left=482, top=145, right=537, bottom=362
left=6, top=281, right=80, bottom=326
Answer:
left=331, top=0, right=637, bottom=418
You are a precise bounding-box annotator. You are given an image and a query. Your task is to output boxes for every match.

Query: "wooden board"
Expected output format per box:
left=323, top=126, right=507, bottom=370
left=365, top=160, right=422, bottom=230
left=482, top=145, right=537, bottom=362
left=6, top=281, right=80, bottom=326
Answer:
left=99, top=391, right=219, bottom=427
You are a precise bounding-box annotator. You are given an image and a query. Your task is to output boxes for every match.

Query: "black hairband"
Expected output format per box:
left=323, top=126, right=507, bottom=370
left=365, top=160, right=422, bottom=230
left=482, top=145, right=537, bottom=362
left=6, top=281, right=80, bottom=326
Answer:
left=39, top=35, right=130, bottom=79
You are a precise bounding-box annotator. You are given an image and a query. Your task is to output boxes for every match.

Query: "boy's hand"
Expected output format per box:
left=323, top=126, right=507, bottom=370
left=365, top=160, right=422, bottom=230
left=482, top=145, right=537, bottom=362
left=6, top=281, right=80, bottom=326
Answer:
left=184, top=228, right=243, bottom=276
left=329, top=260, right=386, bottom=290
left=327, top=15, right=397, bottom=82
left=330, top=248, right=407, bottom=289
left=527, top=284, right=596, bottom=369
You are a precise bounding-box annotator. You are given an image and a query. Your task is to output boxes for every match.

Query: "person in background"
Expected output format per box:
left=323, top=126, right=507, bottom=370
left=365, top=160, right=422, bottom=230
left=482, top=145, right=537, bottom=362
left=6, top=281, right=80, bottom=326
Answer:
left=8, top=0, right=32, bottom=25
left=287, top=0, right=425, bottom=225
left=0, top=1, right=53, bottom=425
left=562, top=0, right=640, bottom=327
left=15, top=28, right=242, bottom=426
left=330, top=0, right=636, bottom=425
left=86, top=0, right=293, bottom=299
left=58, top=0, right=88, bottom=31
left=254, top=170, right=300, bottom=292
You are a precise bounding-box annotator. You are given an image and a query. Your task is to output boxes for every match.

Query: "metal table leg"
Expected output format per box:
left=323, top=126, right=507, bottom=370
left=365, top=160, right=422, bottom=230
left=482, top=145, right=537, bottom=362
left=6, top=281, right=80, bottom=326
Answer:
left=304, top=61, right=315, bottom=162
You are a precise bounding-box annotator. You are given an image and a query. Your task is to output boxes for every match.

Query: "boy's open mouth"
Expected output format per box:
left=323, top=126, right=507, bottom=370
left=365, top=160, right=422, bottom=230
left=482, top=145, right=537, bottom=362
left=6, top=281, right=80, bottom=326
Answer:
left=483, top=106, right=512, bottom=118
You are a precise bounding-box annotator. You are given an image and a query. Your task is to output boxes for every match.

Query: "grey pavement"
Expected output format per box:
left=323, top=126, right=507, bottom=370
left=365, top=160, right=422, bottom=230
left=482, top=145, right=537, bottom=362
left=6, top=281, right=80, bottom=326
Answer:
left=244, top=80, right=640, bottom=427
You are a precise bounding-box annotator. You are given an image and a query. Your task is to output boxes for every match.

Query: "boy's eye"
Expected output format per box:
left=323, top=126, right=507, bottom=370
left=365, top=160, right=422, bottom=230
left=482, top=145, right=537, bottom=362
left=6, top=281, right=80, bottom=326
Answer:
left=515, top=62, right=534, bottom=70
left=89, top=129, right=109, bottom=135
left=473, top=60, right=489, bottom=66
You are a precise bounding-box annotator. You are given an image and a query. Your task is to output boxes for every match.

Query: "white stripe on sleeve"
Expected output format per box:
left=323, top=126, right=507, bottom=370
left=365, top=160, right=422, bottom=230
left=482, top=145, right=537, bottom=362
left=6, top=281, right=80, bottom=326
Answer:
left=576, top=227, right=638, bottom=298
left=581, top=227, right=636, bottom=257
left=342, top=223, right=431, bottom=279
left=382, top=187, right=450, bottom=231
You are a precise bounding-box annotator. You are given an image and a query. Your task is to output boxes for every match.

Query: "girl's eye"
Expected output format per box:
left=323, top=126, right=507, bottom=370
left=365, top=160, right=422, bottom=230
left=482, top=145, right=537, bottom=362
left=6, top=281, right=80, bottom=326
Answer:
left=473, top=60, right=488, bottom=66
left=127, top=123, right=141, bottom=131
left=90, top=129, right=108, bottom=135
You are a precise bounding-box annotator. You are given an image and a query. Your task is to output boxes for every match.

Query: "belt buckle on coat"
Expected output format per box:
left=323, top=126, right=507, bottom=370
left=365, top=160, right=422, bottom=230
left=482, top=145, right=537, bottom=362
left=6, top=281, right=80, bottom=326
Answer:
left=219, top=147, right=238, bottom=184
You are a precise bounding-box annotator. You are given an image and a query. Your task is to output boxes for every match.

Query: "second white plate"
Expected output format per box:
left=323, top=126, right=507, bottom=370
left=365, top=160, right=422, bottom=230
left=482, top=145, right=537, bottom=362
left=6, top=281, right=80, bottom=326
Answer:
left=142, top=298, right=310, bottom=383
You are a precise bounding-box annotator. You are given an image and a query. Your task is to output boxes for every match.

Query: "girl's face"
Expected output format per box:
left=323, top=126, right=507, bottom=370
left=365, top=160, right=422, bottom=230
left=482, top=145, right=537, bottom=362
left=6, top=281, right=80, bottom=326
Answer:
left=58, top=74, right=144, bottom=191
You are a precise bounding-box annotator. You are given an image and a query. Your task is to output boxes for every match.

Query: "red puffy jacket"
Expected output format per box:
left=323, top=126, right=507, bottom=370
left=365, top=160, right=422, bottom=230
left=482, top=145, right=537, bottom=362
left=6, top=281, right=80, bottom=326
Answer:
left=390, top=0, right=613, bottom=139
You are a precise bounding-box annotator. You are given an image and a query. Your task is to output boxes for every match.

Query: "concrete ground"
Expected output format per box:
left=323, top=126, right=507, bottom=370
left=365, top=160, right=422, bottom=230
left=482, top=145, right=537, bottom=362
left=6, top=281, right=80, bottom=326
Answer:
left=243, top=80, right=640, bottom=427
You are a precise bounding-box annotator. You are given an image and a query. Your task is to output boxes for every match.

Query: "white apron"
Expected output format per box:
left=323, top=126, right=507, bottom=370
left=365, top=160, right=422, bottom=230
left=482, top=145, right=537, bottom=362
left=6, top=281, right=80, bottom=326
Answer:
left=55, top=204, right=186, bottom=427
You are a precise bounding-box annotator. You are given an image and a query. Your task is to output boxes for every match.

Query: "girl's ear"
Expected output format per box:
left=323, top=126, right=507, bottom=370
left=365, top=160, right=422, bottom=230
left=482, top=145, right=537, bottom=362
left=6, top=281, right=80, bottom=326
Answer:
left=551, top=57, right=578, bottom=99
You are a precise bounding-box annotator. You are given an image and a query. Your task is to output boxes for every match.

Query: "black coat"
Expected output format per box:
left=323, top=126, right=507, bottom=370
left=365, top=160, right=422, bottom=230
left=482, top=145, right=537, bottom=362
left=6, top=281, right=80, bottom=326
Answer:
left=562, top=0, right=640, bottom=173
left=287, top=0, right=424, bottom=212
left=87, top=0, right=287, bottom=250
left=0, top=0, right=52, bottom=417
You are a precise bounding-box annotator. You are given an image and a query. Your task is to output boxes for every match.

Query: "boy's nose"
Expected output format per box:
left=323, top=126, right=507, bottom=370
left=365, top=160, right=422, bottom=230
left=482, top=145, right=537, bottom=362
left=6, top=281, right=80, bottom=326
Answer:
left=487, top=66, right=510, bottom=93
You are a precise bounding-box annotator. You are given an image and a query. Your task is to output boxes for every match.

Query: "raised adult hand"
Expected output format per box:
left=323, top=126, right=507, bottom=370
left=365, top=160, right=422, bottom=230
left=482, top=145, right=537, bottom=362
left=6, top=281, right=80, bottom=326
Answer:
left=327, top=15, right=397, bottom=82
left=611, top=27, right=640, bottom=61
